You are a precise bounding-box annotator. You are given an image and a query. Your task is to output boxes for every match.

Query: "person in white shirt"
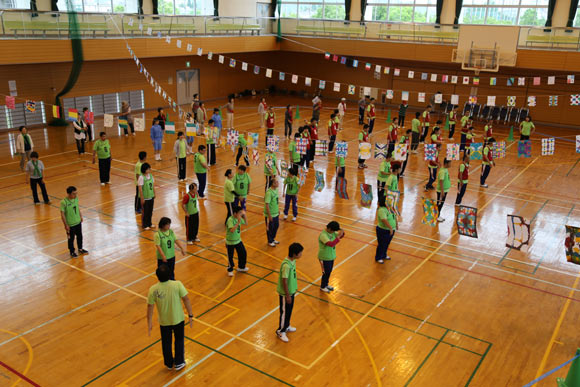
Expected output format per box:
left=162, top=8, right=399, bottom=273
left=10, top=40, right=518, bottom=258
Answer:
left=258, top=97, right=267, bottom=128
left=16, top=126, right=34, bottom=171
left=337, top=98, right=346, bottom=130
left=72, top=119, right=87, bottom=155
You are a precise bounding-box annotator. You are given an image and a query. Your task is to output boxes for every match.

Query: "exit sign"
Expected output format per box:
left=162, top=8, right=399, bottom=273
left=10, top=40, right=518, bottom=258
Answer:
left=186, top=61, right=190, bottom=68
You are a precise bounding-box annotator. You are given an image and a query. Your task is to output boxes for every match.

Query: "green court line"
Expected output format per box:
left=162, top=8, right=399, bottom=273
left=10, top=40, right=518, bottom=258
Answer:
left=404, top=329, right=449, bottom=386
left=185, top=336, right=295, bottom=387
left=566, top=158, right=580, bottom=177
left=465, top=342, right=493, bottom=386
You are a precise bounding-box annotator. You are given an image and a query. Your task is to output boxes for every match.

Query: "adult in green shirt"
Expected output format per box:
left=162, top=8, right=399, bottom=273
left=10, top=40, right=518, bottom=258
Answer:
left=436, top=159, right=452, bottom=223
left=174, top=132, right=188, bottom=181
left=264, top=178, right=280, bottom=247
left=335, top=153, right=346, bottom=192
left=264, top=151, right=279, bottom=191
left=276, top=242, right=304, bottom=343
left=225, top=205, right=249, bottom=276
left=283, top=167, right=299, bottom=221
left=139, top=163, right=156, bottom=230
left=318, top=221, right=345, bottom=293
left=519, top=116, right=535, bottom=140
left=224, top=169, right=237, bottom=224
left=194, top=145, right=208, bottom=198
left=235, top=133, right=249, bottom=166
left=410, top=112, right=421, bottom=152
left=147, top=264, right=193, bottom=371
left=480, top=138, right=496, bottom=188
left=154, top=217, right=186, bottom=281
left=92, top=132, right=111, bottom=185
left=135, top=151, right=147, bottom=214
left=60, top=186, right=88, bottom=258
left=289, top=133, right=301, bottom=169
left=233, top=165, right=251, bottom=210
left=377, top=155, right=391, bottom=200
left=181, top=183, right=200, bottom=244
left=375, top=196, right=397, bottom=263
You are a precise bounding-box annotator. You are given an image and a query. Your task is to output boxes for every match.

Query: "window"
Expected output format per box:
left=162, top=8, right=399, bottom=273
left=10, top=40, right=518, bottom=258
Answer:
left=0, top=0, right=30, bottom=9
left=158, top=0, right=213, bottom=15
left=460, top=0, right=549, bottom=25
left=574, top=8, right=580, bottom=27
left=63, top=0, right=138, bottom=13
left=365, top=0, right=437, bottom=23
left=278, top=1, right=346, bottom=19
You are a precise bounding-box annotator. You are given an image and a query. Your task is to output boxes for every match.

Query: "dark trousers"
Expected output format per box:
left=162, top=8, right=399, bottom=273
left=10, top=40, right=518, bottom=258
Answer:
left=420, top=126, right=429, bottom=143
left=437, top=191, right=447, bottom=215
left=235, top=147, right=249, bottom=166
left=157, top=257, right=175, bottom=280
left=460, top=133, right=467, bottom=152
left=225, top=202, right=234, bottom=224
left=375, top=226, right=395, bottom=261
left=142, top=198, right=155, bottom=228
left=328, top=135, right=336, bottom=152
left=400, top=154, right=409, bottom=175
left=455, top=183, right=467, bottom=205
left=135, top=186, right=142, bottom=213
left=123, top=123, right=135, bottom=135
left=449, top=124, right=456, bottom=139
left=265, top=216, right=279, bottom=243
left=86, top=124, right=93, bottom=141
left=358, top=107, right=364, bottom=124
left=336, top=166, right=345, bottom=190
left=266, top=128, right=274, bottom=145
left=388, top=142, right=395, bottom=157
left=426, top=168, right=437, bottom=189
left=481, top=165, right=491, bottom=185
left=278, top=294, right=295, bottom=332
left=76, top=139, right=85, bottom=154
left=411, top=132, right=420, bottom=150
left=368, top=118, right=375, bottom=134
left=186, top=213, right=199, bottom=241
left=178, top=157, right=186, bottom=180
left=30, top=178, right=49, bottom=203
left=320, top=259, right=334, bottom=289
left=207, top=144, right=216, bottom=166
left=98, top=157, right=111, bottom=183
left=226, top=242, right=247, bottom=272
left=196, top=173, right=206, bottom=198
left=284, top=194, right=297, bottom=217
left=233, top=196, right=246, bottom=210
left=160, top=321, right=184, bottom=369
left=284, top=121, right=292, bottom=137
left=307, top=146, right=315, bottom=166
left=312, top=110, right=320, bottom=122
left=520, top=135, right=530, bottom=141
left=377, top=180, right=386, bottom=202
left=68, top=223, right=83, bottom=254
left=399, top=115, right=406, bottom=127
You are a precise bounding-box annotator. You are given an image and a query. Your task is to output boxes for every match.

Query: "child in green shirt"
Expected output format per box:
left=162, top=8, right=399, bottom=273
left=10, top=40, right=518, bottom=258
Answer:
left=276, top=242, right=304, bottom=343
left=92, top=131, right=111, bottom=185
left=289, top=133, right=301, bottom=170
left=283, top=167, right=299, bottom=221
left=236, top=133, right=249, bottom=167
left=264, top=179, right=280, bottom=246
left=139, top=162, right=156, bottom=230
left=194, top=145, right=208, bottom=198
left=318, top=221, right=345, bottom=293
left=436, top=159, right=452, bottom=222
left=410, top=112, right=421, bottom=153
left=181, top=183, right=200, bottom=244
left=226, top=205, right=249, bottom=277
left=264, top=151, right=280, bottom=192
left=174, top=131, right=187, bottom=181
left=60, top=185, right=88, bottom=258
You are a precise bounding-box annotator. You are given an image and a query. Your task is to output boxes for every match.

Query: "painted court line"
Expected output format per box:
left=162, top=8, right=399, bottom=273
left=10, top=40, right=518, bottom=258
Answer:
left=0, top=360, right=40, bottom=387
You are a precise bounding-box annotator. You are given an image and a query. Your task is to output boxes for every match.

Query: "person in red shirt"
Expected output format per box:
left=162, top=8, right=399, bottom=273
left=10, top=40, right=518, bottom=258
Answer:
left=265, top=107, right=276, bottom=145
left=387, top=117, right=399, bottom=156
left=455, top=153, right=470, bottom=205
left=307, top=118, right=318, bottom=167
left=181, top=183, right=200, bottom=244
left=328, top=113, right=338, bottom=153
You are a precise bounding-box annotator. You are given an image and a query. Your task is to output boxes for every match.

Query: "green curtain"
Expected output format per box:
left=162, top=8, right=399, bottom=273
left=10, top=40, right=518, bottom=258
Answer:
left=453, top=0, right=463, bottom=24
left=360, top=0, right=367, bottom=21
left=345, top=0, right=352, bottom=20
left=213, top=0, right=219, bottom=16
left=567, top=0, right=579, bottom=27
left=435, top=0, right=444, bottom=24
left=276, top=0, right=281, bottom=41
left=544, top=0, right=556, bottom=26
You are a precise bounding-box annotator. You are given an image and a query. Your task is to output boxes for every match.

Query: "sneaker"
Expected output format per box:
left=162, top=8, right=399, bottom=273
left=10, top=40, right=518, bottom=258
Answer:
left=237, top=267, right=249, bottom=273
left=194, top=238, right=200, bottom=242
left=174, top=363, right=186, bottom=371
left=162, top=140, right=166, bottom=144
left=455, top=203, right=460, bottom=206
left=363, top=164, right=368, bottom=168
left=166, top=366, right=173, bottom=370
left=70, top=252, right=78, bottom=258
left=150, top=225, right=156, bottom=229
left=187, top=241, right=194, bottom=245
left=283, top=215, right=288, bottom=220
left=377, top=259, right=384, bottom=264
left=327, top=285, right=334, bottom=291
left=132, top=133, right=136, bottom=137
left=286, top=326, right=297, bottom=333
left=292, top=217, right=297, bottom=221
left=106, top=182, right=111, bottom=185
left=269, top=242, right=276, bottom=247
left=34, top=202, right=41, bottom=205
left=79, top=249, right=89, bottom=254
left=273, top=240, right=280, bottom=244
left=386, top=256, right=392, bottom=261
left=320, top=286, right=331, bottom=293
left=276, top=330, right=289, bottom=343
left=437, top=217, right=445, bottom=222
left=135, top=210, right=142, bottom=214
left=144, top=227, right=151, bottom=230
left=44, top=201, right=51, bottom=205
left=227, top=271, right=234, bottom=277
left=480, top=184, right=488, bottom=188
left=101, top=183, right=105, bottom=186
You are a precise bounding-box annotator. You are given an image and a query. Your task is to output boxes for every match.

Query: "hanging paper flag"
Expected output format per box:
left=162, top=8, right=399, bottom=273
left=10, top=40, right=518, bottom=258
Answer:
left=25, top=100, right=36, bottom=112
left=67, top=108, right=78, bottom=121
left=218, top=55, right=224, bottom=64
left=402, top=91, right=409, bottom=101
left=490, top=77, right=497, bottom=86
left=547, top=76, right=555, bottom=85
left=422, top=197, right=439, bottom=227
left=279, top=72, right=285, bottom=81
left=434, top=93, right=442, bottom=103
left=394, top=68, right=400, bottom=76
left=386, top=90, right=394, bottom=99
left=577, top=135, right=580, bottom=153
left=186, top=43, right=192, bottom=52
left=418, top=92, right=426, bottom=103
left=451, top=75, right=458, bottom=84
left=176, top=39, right=181, bottom=48
left=549, top=96, right=558, bottom=106
left=568, top=75, right=575, bottom=84
left=375, top=65, right=381, bottom=73
left=507, top=96, right=516, bottom=107
left=374, top=143, right=388, bottom=159
left=541, top=138, right=555, bottom=156
left=319, top=80, right=326, bottom=89
left=451, top=94, right=459, bottom=105
left=165, top=35, right=171, bottom=43
left=518, top=140, right=531, bottom=158
left=348, top=85, right=356, bottom=95
left=528, top=96, right=536, bottom=107
left=52, top=105, right=60, bottom=118
left=442, top=75, right=449, bottom=83
left=533, top=77, right=540, bottom=85
left=229, top=58, right=236, bottom=68
left=207, top=52, right=213, bottom=60
left=353, top=60, right=359, bottom=68
left=103, top=114, right=113, bottom=127
left=340, top=56, right=346, bottom=64
left=365, top=63, right=371, bottom=71
left=5, top=96, right=15, bottom=109
left=430, top=74, right=437, bottom=82
left=242, top=62, right=248, bottom=71
left=315, top=171, right=325, bottom=192
left=383, top=66, right=390, bottom=74
left=446, top=144, right=460, bottom=161
left=507, top=77, right=514, bottom=86
left=128, top=18, right=134, bottom=26
left=518, top=77, right=526, bottom=86
left=487, top=96, right=496, bottom=106
left=305, top=77, right=311, bottom=86
left=492, top=141, right=506, bottom=159
left=363, top=86, right=371, bottom=96
left=473, top=77, right=480, bottom=85
left=394, top=144, right=408, bottom=161
left=462, top=76, right=469, bottom=85
left=408, top=70, right=414, bottom=79
left=165, top=121, right=176, bottom=134
left=266, top=68, right=272, bottom=78
left=329, top=54, right=337, bottom=62
left=296, top=138, right=309, bottom=155
left=421, top=73, right=428, bottom=81
left=292, top=74, right=298, bottom=84
left=186, top=122, right=197, bottom=137
left=333, top=82, right=340, bottom=92
left=571, top=94, right=580, bottom=106
left=506, top=215, right=531, bottom=250
left=468, top=95, right=477, bottom=104
left=253, top=65, right=260, bottom=75
left=324, top=52, right=331, bottom=60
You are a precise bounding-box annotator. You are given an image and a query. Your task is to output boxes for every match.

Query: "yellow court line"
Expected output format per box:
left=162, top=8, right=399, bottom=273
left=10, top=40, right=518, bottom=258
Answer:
left=305, top=157, right=540, bottom=370
left=0, top=328, right=34, bottom=387
left=534, top=271, right=580, bottom=379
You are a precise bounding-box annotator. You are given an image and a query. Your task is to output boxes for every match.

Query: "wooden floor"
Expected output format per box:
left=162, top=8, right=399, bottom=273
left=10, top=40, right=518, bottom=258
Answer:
left=0, top=96, right=579, bottom=387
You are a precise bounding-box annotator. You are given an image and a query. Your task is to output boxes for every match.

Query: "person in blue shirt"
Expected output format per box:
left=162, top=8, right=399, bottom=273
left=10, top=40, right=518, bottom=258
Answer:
left=211, top=108, right=222, bottom=140
left=150, top=119, right=164, bottom=161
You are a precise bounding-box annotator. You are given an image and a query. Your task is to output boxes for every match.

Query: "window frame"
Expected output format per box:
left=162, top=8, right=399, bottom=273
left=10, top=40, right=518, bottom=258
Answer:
left=459, top=0, right=549, bottom=26
left=365, top=0, right=438, bottom=24
left=277, top=1, right=347, bottom=20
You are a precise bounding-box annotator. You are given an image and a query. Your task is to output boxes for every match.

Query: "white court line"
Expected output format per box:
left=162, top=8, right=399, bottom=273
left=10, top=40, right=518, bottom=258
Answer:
left=0, top=150, right=78, bottom=167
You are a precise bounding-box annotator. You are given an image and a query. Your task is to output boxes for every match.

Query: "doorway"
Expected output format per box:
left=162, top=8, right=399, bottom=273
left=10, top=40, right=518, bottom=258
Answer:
left=176, top=69, right=200, bottom=106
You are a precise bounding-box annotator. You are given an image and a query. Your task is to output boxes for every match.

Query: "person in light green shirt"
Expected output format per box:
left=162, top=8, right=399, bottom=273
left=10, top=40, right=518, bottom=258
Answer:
left=289, top=133, right=301, bottom=168
left=436, top=159, right=452, bottom=223
left=448, top=105, right=457, bottom=139
left=139, top=163, right=155, bottom=229
left=283, top=167, right=299, bottom=221
left=276, top=242, right=304, bottom=343
left=264, top=178, right=280, bottom=246
left=182, top=183, right=200, bottom=244
left=154, top=217, right=185, bottom=281
left=318, top=221, right=345, bottom=293
left=375, top=196, right=397, bottom=263
left=135, top=151, right=147, bottom=214
left=194, top=145, right=208, bottom=198
left=225, top=205, right=249, bottom=276
left=385, top=163, right=400, bottom=193
left=410, top=112, right=421, bottom=153
left=174, top=132, right=188, bottom=181
left=235, top=133, right=249, bottom=166
left=60, top=185, right=88, bottom=258
left=147, top=264, right=193, bottom=371
left=480, top=138, right=496, bottom=188
left=224, top=169, right=236, bottom=224
left=233, top=165, right=251, bottom=210
left=92, top=132, right=111, bottom=185
left=264, top=151, right=279, bottom=191
left=519, top=116, right=535, bottom=140
left=455, top=153, right=470, bottom=206
left=377, top=156, right=391, bottom=200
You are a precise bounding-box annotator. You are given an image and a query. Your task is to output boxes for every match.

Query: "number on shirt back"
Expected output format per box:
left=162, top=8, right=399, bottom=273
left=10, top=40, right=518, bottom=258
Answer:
left=104, top=147, right=108, bottom=153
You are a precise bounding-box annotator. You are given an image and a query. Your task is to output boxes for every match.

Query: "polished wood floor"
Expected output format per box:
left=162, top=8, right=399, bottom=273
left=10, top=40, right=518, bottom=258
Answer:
left=0, top=96, right=579, bottom=387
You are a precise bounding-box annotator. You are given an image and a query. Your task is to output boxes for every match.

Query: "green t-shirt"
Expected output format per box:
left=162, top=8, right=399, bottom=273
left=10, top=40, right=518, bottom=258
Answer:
left=185, top=192, right=198, bottom=215
left=93, top=139, right=111, bottom=159
left=289, top=141, right=300, bottom=163
left=437, top=167, right=451, bottom=192
left=377, top=206, right=396, bottom=230
left=422, top=111, right=430, bottom=127
left=134, top=161, right=143, bottom=186
left=155, top=229, right=177, bottom=260
left=335, top=156, right=345, bottom=168
left=378, top=160, right=390, bottom=182
left=386, top=174, right=398, bottom=191
left=483, top=146, right=491, bottom=165
left=318, top=230, right=338, bottom=261
left=264, top=153, right=277, bottom=176
left=238, top=135, right=247, bottom=148
left=285, top=175, right=299, bottom=195
left=178, top=140, right=187, bottom=158
left=277, top=258, right=297, bottom=296
left=194, top=153, right=207, bottom=173
left=449, top=111, right=456, bottom=124
left=461, top=116, right=469, bottom=127
left=60, top=197, right=81, bottom=227
left=411, top=118, right=421, bottom=133
left=226, top=216, right=246, bottom=245
left=520, top=121, right=534, bottom=136
left=147, top=280, right=187, bottom=326
left=233, top=173, right=251, bottom=197
left=224, top=179, right=235, bottom=203
left=264, top=188, right=279, bottom=217
left=141, top=174, right=155, bottom=200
